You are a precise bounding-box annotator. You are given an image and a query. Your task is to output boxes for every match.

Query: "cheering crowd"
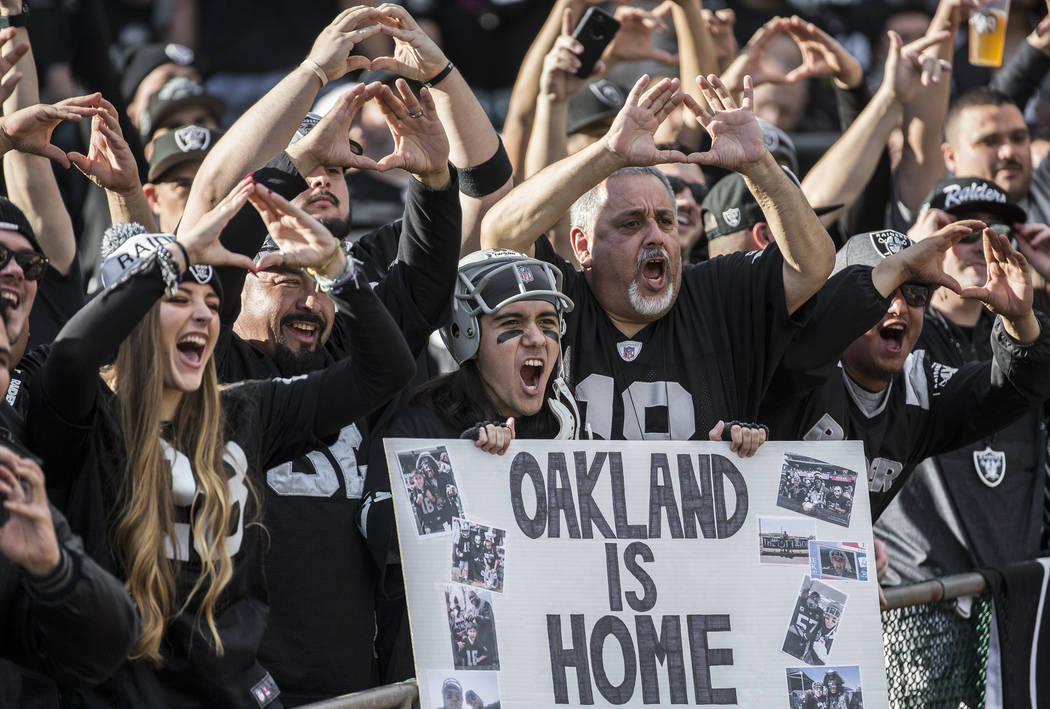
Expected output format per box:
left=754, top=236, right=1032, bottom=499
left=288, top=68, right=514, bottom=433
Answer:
left=1, top=0, right=1049, bottom=705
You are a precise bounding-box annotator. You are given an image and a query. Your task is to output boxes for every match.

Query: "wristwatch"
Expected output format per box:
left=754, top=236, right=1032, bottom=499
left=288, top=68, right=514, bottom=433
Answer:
left=0, top=2, right=28, bottom=28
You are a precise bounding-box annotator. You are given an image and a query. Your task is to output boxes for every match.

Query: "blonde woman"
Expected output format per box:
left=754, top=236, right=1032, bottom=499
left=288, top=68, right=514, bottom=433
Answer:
left=27, top=177, right=415, bottom=707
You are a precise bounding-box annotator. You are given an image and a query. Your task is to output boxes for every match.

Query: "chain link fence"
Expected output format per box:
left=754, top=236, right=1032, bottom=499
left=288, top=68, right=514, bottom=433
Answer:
left=882, top=573, right=992, bottom=708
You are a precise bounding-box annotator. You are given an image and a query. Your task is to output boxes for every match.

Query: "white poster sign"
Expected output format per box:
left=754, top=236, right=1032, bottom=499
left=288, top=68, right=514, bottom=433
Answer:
left=386, top=439, right=887, bottom=708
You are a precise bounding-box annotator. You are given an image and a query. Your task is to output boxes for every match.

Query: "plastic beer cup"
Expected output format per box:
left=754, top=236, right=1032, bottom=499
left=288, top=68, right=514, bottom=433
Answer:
left=969, top=0, right=1010, bottom=67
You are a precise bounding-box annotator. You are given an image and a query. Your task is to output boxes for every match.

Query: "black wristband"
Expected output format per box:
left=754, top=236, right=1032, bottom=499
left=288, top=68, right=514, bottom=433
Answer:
left=459, top=137, right=512, bottom=198
left=172, top=240, right=190, bottom=271
left=0, top=13, right=28, bottom=27
left=422, top=61, right=454, bottom=88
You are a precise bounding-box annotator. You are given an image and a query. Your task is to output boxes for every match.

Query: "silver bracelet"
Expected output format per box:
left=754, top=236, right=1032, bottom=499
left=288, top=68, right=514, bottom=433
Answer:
left=155, top=245, right=182, bottom=296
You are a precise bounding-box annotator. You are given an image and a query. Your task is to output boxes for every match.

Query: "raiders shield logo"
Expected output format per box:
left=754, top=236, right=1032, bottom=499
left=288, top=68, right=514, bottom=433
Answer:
left=617, top=340, right=642, bottom=362
left=722, top=208, right=741, bottom=228
left=189, top=264, right=214, bottom=284
left=868, top=230, right=911, bottom=258
left=973, top=446, right=1006, bottom=487
left=174, top=125, right=211, bottom=153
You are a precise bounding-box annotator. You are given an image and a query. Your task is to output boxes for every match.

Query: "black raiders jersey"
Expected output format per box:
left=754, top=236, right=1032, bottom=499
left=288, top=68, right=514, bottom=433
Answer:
left=766, top=312, right=1050, bottom=519
left=535, top=237, right=809, bottom=440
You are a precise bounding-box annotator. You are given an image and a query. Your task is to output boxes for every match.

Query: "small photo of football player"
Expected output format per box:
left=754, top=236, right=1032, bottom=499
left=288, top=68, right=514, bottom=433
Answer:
left=444, top=585, right=500, bottom=671
left=396, top=445, right=465, bottom=536
left=782, top=576, right=848, bottom=665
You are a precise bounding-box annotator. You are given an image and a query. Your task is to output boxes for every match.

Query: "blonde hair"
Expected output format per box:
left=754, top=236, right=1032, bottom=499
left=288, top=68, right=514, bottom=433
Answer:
left=105, top=301, right=251, bottom=665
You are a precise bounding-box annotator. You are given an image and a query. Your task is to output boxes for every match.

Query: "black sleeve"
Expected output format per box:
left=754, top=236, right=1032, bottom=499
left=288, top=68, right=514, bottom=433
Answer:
left=375, top=169, right=462, bottom=355
left=232, top=274, right=417, bottom=467
left=37, top=254, right=168, bottom=428
left=918, top=311, right=1050, bottom=460
left=27, top=256, right=87, bottom=351
left=834, top=82, right=872, bottom=130
left=10, top=506, right=139, bottom=687
left=990, top=41, right=1050, bottom=109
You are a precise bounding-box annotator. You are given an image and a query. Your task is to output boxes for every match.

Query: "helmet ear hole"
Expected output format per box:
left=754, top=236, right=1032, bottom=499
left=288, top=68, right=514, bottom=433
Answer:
left=451, top=323, right=461, bottom=338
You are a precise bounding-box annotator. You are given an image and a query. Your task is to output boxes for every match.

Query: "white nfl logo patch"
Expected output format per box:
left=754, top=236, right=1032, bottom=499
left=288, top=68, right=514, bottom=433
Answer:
left=189, top=264, right=213, bottom=284
left=174, top=125, right=210, bottom=153
left=517, top=265, right=534, bottom=283
left=973, top=446, right=1006, bottom=487
left=869, top=230, right=910, bottom=258
left=722, top=208, right=741, bottom=228
left=617, top=340, right=643, bottom=362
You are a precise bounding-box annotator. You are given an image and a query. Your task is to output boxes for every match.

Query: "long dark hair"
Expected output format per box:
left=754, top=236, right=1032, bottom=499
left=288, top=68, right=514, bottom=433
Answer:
left=414, top=359, right=562, bottom=439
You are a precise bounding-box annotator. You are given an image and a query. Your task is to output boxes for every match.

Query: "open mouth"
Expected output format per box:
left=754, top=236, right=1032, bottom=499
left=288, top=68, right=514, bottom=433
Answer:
left=0, top=289, right=20, bottom=309
left=519, top=358, right=544, bottom=395
left=878, top=322, right=906, bottom=354
left=284, top=319, right=320, bottom=346
left=176, top=333, right=207, bottom=366
left=641, top=257, right=667, bottom=290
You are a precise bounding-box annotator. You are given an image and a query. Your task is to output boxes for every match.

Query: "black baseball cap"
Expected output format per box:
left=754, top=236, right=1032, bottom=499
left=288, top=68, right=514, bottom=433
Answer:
left=140, top=77, right=224, bottom=140
left=0, top=197, right=42, bottom=254
left=920, top=177, right=1026, bottom=224
left=832, top=229, right=913, bottom=276
left=567, top=79, right=627, bottom=136
left=120, top=42, right=197, bottom=103
left=701, top=170, right=839, bottom=240
left=147, top=125, right=221, bottom=182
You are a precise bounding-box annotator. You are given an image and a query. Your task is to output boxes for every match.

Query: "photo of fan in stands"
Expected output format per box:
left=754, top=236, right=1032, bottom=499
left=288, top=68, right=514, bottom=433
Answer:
left=777, top=454, right=858, bottom=527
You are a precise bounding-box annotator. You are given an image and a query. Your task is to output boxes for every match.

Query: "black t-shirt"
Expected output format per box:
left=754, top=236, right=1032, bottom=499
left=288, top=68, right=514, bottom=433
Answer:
left=27, top=259, right=85, bottom=352
left=534, top=236, right=809, bottom=440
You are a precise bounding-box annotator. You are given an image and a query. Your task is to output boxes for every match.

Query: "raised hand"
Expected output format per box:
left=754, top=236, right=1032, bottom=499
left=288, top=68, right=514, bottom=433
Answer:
left=881, top=30, right=953, bottom=105
left=883, top=219, right=988, bottom=294
left=719, top=17, right=794, bottom=92
left=0, top=93, right=102, bottom=167
left=475, top=418, right=516, bottom=456
left=603, top=75, right=688, bottom=166
left=247, top=182, right=344, bottom=275
left=1013, top=222, right=1050, bottom=281
left=67, top=97, right=141, bottom=193
left=306, top=6, right=382, bottom=84
left=0, top=447, right=60, bottom=577
left=603, top=4, right=677, bottom=67
left=371, top=3, right=450, bottom=81
left=701, top=7, right=738, bottom=66
left=540, top=8, right=595, bottom=101
left=684, top=74, right=766, bottom=171
left=287, top=82, right=381, bottom=177
left=783, top=16, right=864, bottom=89
left=373, top=78, right=451, bottom=188
left=708, top=419, right=767, bottom=458
left=959, top=227, right=1034, bottom=326
left=0, top=26, right=27, bottom=103
left=175, top=176, right=257, bottom=271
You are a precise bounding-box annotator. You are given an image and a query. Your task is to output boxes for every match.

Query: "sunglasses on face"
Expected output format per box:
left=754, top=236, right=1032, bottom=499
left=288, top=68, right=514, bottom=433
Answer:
left=666, top=176, right=707, bottom=203
left=0, top=244, right=48, bottom=281
left=960, top=223, right=1011, bottom=244
left=898, top=283, right=931, bottom=308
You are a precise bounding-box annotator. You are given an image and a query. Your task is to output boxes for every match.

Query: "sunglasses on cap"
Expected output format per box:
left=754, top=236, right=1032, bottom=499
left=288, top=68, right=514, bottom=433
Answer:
left=898, top=283, right=931, bottom=308
left=0, top=244, right=47, bottom=281
left=960, top=223, right=1011, bottom=244
left=666, top=176, right=707, bottom=203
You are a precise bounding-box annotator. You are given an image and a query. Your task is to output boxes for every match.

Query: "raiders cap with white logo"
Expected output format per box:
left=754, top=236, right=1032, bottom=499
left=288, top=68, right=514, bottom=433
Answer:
left=140, top=77, right=224, bottom=140
left=920, top=176, right=1026, bottom=224
left=832, top=229, right=913, bottom=276
left=567, top=79, right=628, bottom=136
left=701, top=170, right=839, bottom=241
left=147, top=124, right=222, bottom=182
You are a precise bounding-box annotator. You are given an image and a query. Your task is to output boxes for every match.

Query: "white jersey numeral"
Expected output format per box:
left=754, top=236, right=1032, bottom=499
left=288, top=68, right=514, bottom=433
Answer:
left=575, top=374, right=696, bottom=440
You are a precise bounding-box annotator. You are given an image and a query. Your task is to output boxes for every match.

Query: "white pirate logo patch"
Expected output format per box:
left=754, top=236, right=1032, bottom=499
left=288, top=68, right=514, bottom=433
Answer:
left=617, top=340, right=642, bottom=362
left=868, top=230, right=911, bottom=258
left=722, top=208, right=741, bottom=228
left=973, top=446, right=1006, bottom=487
left=189, top=264, right=214, bottom=284
left=174, top=125, right=211, bottom=153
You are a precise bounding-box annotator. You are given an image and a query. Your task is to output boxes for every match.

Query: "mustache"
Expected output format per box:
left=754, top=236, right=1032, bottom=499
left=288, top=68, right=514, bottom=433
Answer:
left=307, top=190, right=340, bottom=206
left=633, top=246, right=669, bottom=278
left=280, top=312, right=326, bottom=330
left=995, top=159, right=1024, bottom=172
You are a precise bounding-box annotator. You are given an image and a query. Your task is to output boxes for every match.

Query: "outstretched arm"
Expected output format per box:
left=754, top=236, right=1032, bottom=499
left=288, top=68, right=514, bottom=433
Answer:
left=0, top=9, right=78, bottom=275
left=802, top=30, right=950, bottom=225
left=481, top=75, right=688, bottom=255
left=687, top=75, right=833, bottom=313
left=371, top=3, right=510, bottom=253
left=180, top=7, right=381, bottom=229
